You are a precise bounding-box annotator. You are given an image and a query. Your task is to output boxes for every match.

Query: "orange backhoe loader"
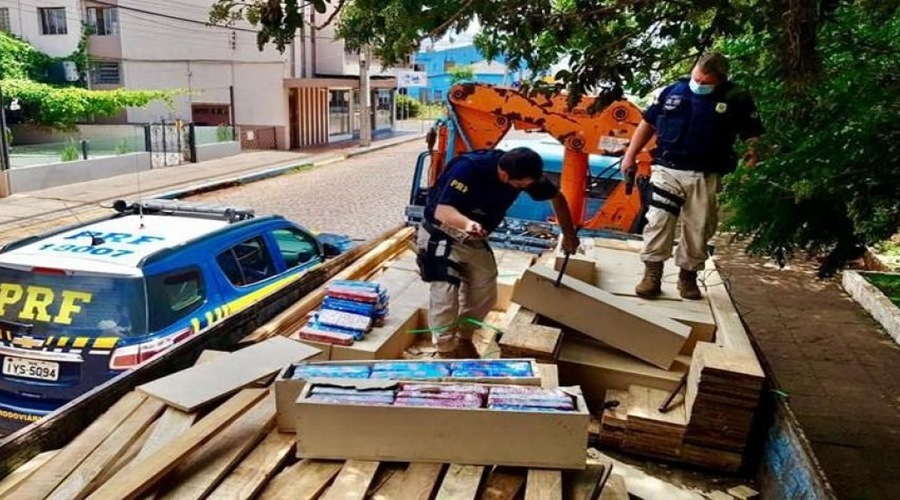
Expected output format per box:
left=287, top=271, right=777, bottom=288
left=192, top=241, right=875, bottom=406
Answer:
left=406, top=82, right=654, bottom=250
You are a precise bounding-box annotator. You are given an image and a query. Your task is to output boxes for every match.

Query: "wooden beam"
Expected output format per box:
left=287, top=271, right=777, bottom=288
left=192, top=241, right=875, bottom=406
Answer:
left=322, top=460, right=381, bottom=500
left=436, top=464, right=485, bottom=500
left=156, top=393, right=276, bottom=499
left=207, top=429, right=295, bottom=499
left=525, top=470, right=562, bottom=500
left=47, top=397, right=165, bottom=500
left=480, top=466, right=526, bottom=500
left=0, top=451, right=57, bottom=498
left=4, top=391, right=146, bottom=500
left=258, top=460, right=341, bottom=500
left=598, top=474, right=628, bottom=500
left=137, top=337, right=319, bottom=412
left=395, top=463, right=444, bottom=500
left=564, top=463, right=608, bottom=500
left=87, top=388, right=267, bottom=500
left=514, top=265, right=690, bottom=369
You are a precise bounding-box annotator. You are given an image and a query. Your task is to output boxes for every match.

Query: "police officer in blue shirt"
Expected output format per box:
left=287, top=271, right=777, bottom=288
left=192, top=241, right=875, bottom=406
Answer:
left=416, top=147, right=580, bottom=358
left=622, top=52, right=764, bottom=299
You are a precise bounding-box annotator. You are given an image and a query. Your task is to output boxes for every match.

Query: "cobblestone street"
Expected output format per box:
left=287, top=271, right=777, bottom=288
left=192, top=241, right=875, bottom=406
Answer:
left=188, top=140, right=425, bottom=240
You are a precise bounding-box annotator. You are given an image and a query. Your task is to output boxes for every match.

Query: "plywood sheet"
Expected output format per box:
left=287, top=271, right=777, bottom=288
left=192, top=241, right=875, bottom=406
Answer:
left=137, top=337, right=320, bottom=412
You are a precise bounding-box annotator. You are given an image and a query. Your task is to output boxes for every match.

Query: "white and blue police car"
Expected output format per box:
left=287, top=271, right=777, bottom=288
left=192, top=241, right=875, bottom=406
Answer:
left=0, top=199, right=348, bottom=432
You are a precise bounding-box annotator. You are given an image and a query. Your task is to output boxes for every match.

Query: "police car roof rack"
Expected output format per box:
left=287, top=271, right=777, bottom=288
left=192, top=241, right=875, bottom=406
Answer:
left=112, top=199, right=256, bottom=223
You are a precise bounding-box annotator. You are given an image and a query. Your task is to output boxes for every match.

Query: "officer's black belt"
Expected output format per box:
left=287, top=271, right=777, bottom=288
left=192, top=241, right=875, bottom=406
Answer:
left=648, top=199, right=681, bottom=216
left=651, top=185, right=685, bottom=207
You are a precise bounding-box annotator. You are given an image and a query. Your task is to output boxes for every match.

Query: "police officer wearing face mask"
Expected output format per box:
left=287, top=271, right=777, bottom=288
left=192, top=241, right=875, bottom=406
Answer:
left=417, top=147, right=580, bottom=358
left=621, top=52, right=764, bottom=300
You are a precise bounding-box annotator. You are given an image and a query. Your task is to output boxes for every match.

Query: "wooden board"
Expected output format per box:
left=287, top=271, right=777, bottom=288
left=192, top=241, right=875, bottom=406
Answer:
left=87, top=388, right=267, bottom=500
left=259, top=460, right=341, bottom=500
left=622, top=385, right=687, bottom=461
left=598, top=474, right=628, bottom=500
left=157, top=392, right=276, bottom=499
left=436, top=464, right=486, bottom=500
left=499, top=324, right=562, bottom=362
left=563, top=463, right=607, bottom=500
left=48, top=396, right=165, bottom=500
left=538, top=363, right=559, bottom=389
left=0, top=451, right=57, bottom=498
left=704, top=267, right=757, bottom=357
left=207, top=429, right=294, bottom=500
left=554, top=252, right=596, bottom=283
left=514, top=265, right=690, bottom=369
left=137, top=337, right=320, bottom=412
left=556, top=337, right=688, bottom=409
left=525, top=469, right=562, bottom=500
left=322, top=460, right=380, bottom=500
left=395, top=463, right=445, bottom=500
left=480, top=466, right=526, bottom=500
left=5, top=391, right=146, bottom=500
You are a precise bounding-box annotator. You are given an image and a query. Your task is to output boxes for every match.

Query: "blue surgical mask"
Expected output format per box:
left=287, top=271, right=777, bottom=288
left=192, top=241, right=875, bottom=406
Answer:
left=689, top=78, right=716, bottom=95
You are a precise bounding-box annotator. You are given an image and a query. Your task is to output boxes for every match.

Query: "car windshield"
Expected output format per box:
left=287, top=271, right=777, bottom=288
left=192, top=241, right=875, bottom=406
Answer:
left=0, top=266, right=148, bottom=337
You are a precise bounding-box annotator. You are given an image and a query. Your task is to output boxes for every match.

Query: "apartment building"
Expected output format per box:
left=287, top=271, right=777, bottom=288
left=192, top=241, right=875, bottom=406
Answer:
left=0, top=0, right=398, bottom=149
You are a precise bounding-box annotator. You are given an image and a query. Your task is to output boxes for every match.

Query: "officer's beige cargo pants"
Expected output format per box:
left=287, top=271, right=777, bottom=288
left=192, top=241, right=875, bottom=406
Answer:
left=640, top=164, right=721, bottom=271
left=416, top=227, right=497, bottom=353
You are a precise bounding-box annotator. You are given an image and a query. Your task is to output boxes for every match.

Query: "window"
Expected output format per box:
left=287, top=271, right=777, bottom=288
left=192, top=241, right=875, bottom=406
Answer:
left=443, top=59, right=456, bottom=71
left=271, top=228, right=320, bottom=269
left=217, top=236, right=277, bottom=286
left=0, top=8, right=11, bottom=33
left=146, top=268, right=205, bottom=331
left=433, top=90, right=443, bottom=102
left=86, top=7, right=118, bottom=35
left=39, top=7, right=67, bottom=35
left=91, top=62, right=121, bottom=85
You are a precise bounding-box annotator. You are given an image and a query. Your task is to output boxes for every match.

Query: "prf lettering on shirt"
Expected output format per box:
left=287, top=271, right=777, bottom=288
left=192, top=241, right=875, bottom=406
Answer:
left=450, top=179, right=469, bottom=193
left=0, top=284, right=92, bottom=325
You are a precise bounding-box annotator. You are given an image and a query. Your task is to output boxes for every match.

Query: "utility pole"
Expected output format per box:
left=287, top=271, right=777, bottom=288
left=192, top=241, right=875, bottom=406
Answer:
left=0, top=84, right=10, bottom=172
left=359, top=46, right=372, bottom=147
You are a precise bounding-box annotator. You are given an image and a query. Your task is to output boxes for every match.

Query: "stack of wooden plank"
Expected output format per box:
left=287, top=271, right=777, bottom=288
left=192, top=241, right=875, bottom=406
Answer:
left=682, top=342, right=765, bottom=470
left=598, top=389, right=629, bottom=449
left=505, top=238, right=765, bottom=472
left=497, top=322, right=563, bottom=363
left=621, top=385, right=687, bottom=461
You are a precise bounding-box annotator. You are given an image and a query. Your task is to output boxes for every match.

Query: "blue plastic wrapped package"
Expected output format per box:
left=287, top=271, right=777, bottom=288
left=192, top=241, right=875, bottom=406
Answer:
left=307, top=394, right=395, bottom=405
left=290, top=363, right=371, bottom=380
left=449, top=360, right=533, bottom=378
left=370, top=361, right=450, bottom=379
left=310, top=387, right=395, bottom=397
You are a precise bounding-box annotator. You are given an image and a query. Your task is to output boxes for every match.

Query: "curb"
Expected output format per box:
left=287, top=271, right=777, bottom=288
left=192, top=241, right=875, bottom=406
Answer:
left=155, top=133, right=426, bottom=200
left=842, top=270, right=900, bottom=346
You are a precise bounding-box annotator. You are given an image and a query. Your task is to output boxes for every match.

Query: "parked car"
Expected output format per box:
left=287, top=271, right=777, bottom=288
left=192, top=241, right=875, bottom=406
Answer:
left=0, top=199, right=348, bottom=433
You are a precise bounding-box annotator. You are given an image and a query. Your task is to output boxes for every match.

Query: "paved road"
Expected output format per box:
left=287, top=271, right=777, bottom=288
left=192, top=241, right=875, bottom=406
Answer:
left=187, top=140, right=425, bottom=240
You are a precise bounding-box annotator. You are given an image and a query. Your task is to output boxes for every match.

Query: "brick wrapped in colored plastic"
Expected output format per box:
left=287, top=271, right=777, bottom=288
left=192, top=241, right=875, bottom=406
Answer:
left=290, top=363, right=372, bottom=379
left=450, top=360, right=533, bottom=378
left=296, top=326, right=355, bottom=346
left=395, top=395, right=483, bottom=408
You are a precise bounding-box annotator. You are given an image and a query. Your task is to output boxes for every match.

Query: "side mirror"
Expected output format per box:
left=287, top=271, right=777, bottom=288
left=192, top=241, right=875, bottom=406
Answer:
left=322, top=243, right=341, bottom=258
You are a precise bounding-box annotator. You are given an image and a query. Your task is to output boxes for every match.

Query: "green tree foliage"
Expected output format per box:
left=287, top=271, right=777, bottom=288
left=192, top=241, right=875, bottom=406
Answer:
left=210, top=0, right=900, bottom=270
left=448, top=65, right=475, bottom=84
left=1, top=31, right=176, bottom=130
left=722, top=4, right=900, bottom=274
left=2, top=79, right=174, bottom=130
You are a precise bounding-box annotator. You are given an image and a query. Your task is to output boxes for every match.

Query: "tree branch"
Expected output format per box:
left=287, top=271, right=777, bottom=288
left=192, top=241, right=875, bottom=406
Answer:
left=313, top=0, right=347, bottom=29
left=427, top=0, right=476, bottom=39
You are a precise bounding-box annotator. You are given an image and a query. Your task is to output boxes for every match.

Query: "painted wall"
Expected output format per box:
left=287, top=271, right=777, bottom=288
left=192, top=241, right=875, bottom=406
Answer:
left=405, top=45, right=519, bottom=102
left=8, top=152, right=152, bottom=193
left=0, top=0, right=82, bottom=57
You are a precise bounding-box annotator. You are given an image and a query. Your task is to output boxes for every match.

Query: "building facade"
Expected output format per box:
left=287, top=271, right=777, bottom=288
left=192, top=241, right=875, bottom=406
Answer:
left=404, top=45, right=520, bottom=103
left=0, top=0, right=398, bottom=150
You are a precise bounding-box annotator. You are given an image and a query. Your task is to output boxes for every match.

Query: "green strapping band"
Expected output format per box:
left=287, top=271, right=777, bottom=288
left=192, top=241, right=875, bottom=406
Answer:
left=407, top=317, right=504, bottom=335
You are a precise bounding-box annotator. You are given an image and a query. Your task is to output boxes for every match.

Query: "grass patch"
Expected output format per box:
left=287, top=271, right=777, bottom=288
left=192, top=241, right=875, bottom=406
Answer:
left=864, top=272, right=900, bottom=307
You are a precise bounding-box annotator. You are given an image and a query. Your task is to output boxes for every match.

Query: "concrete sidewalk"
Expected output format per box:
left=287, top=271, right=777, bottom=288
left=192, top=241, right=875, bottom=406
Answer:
left=0, top=131, right=424, bottom=242
left=716, top=241, right=900, bottom=499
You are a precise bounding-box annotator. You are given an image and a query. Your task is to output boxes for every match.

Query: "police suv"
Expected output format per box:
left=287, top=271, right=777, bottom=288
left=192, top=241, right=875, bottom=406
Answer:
left=0, top=199, right=346, bottom=433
